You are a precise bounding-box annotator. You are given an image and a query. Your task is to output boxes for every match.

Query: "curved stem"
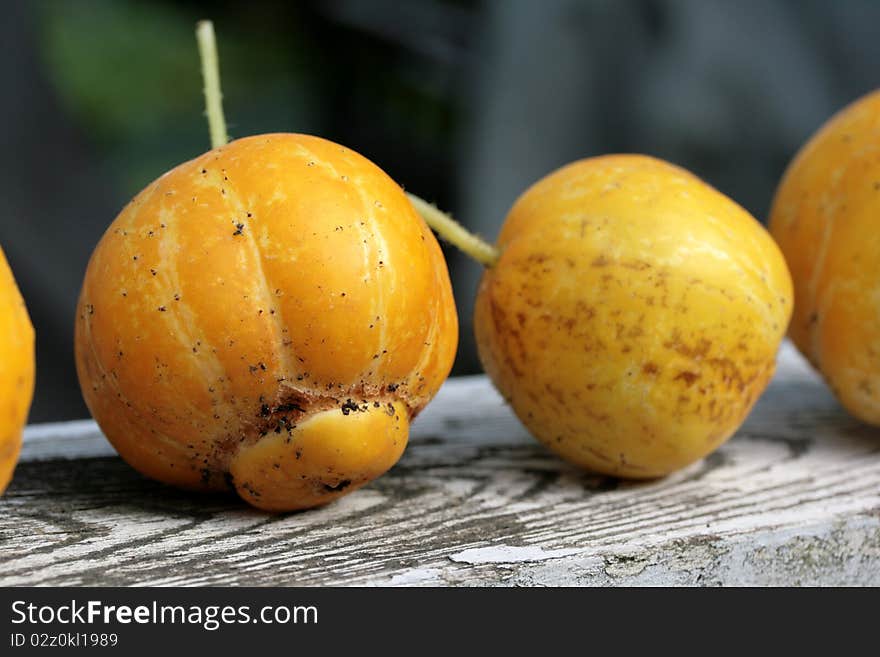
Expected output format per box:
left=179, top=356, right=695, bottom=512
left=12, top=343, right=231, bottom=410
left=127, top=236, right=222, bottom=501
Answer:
left=196, top=20, right=229, bottom=148
left=406, top=193, right=499, bottom=268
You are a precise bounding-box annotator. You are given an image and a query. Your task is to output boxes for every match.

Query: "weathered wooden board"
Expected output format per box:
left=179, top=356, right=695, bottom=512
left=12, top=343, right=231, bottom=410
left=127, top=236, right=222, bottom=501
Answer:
left=1, top=343, right=879, bottom=586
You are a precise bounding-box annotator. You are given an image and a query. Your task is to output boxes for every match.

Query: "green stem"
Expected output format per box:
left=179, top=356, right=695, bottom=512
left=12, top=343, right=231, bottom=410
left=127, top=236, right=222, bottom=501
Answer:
left=406, top=193, right=500, bottom=268
left=196, top=20, right=228, bottom=148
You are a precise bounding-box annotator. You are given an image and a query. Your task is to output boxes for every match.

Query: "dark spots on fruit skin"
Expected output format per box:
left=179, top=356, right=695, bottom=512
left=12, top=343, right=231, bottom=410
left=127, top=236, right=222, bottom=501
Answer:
left=240, top=481, right=261, bottom=498
left=664, top=332, right=712, bottom=360
left=275, top=401, right=304, bottom=413
left=478, top=242, right=785, bottom=475
left=705, top=355, right=761, bottom=394
left=488, top=287, right=527, bottom=379
left=674, top=371, right=701, bottom=386
left=576, top=301, right=595, bottom=321
left=543, top=382, right=567, bottom=409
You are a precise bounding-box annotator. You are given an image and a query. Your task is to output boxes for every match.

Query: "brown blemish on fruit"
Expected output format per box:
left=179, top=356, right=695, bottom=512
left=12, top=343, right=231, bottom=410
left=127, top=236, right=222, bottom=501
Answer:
left=674, top=371, right=700, bottom=386
left=489, top=286, right=526, bottom=379
left=664, top=332, right=712, bottom=360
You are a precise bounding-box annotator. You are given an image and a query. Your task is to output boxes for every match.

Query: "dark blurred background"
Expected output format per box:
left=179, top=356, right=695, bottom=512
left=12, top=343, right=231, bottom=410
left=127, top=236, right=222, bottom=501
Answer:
left=2, top=0, right=878, bottom=422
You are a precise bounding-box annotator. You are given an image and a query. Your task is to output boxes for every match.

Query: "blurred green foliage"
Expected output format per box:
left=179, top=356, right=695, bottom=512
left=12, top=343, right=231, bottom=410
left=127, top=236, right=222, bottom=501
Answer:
left=36, top=0, right=317, bottom=197
left=41, top=0, right=202, bottom=142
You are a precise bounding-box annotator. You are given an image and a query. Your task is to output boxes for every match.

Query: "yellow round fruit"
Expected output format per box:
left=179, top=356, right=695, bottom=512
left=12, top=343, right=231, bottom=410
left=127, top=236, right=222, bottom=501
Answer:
left=474, top=154, right=792, bottom=478
left=769, top=90, right=880, bottom=425
left=0, top=247, right=35, bottom=494
left=75, top=133, right=458, bottom=511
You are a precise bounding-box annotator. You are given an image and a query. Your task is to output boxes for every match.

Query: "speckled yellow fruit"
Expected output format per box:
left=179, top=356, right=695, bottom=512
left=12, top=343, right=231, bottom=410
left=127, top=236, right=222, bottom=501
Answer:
left=0, top=247, right=35, bottom=494
left=75, top=133, right=458, bottom=511
left=475, top=155, right=792, bottom=478
left=769, top=90, right=880, bottom=426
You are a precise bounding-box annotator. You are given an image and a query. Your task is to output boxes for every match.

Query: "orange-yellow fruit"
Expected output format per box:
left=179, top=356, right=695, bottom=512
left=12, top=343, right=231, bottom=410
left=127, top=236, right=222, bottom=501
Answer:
left=769, top=90, right=880, bottom=425
left=75, top=133, right=457, bottom=511
left=475, top=155, right=792, bottom=478
left=0, top=247, right=35, bottom=493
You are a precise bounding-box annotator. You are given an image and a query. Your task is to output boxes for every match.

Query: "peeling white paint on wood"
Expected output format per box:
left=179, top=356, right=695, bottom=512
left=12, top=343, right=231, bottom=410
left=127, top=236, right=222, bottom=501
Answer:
left=449, top=545, right=582, bottom=564
left=2, top=343, right=879, bottom=586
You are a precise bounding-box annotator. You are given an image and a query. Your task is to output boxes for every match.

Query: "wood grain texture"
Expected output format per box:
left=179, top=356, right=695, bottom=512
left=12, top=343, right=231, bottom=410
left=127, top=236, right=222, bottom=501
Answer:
left=2, top=343, right=879, bottom=586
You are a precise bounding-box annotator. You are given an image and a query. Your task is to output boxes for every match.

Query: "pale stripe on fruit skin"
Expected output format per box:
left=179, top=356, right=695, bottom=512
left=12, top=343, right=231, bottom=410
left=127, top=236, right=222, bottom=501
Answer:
left=157, top=203, right=229, bottom=429
left=352, top=172, right=392, bottom=385
left=409, top=238, right=448, bottom=404
left=292, top=139, right=445, bottom=409
left=200, top=167, right=298, bottom=385
left=289, top=141, right=390, bottom=390
left=82, top=177, right=209, bottom=432
left=78, top=280, right=187, bottom=458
